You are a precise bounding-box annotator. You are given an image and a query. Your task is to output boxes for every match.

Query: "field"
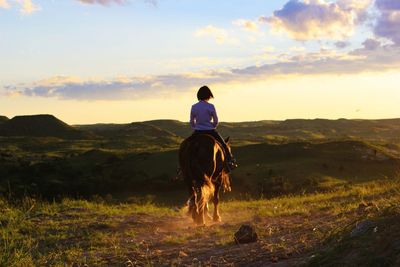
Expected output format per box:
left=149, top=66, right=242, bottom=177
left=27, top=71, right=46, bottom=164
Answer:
left=1, top=115, right=400, bottom=266
left=2, top=180, right=400, bottom=266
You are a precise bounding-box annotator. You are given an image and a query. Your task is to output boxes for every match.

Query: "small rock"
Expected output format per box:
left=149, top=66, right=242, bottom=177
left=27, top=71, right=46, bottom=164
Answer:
left=270, top=256, right=279, bottom=263
left=179, top=251, right=188, bottom=257
left=234, top=224, right=258, bottom=244
left=393, top=240, right=400, bottom=251
left=350, top=220, right=377, bottom=238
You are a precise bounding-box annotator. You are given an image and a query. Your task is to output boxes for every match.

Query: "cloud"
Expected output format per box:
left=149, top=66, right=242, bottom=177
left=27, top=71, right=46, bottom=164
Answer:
left=4, top=73, right=226, bottom=101
left=4, top=43, right=400, bottom=101
left=76, top=0, right=158, bottom=6
left=232, top=19, right=259, bottom=32
left=261, top=0, right=372, bottom=41
left=0, top=0, right=40, bottom=13
left=335, top=41, right=350, bottom=49
left=235, top=44, right=400, bottom=78
left=0, top=0, right=10, bottom=9
left=375, top=0, right=400, bottom=10
left=194, top=25, right=239, bottom=45
left=374, top=0, right=400, bottom=45
left=1, top=0, right=155, bottom=12
left=362, top=38, right=381, bottom=50
left=16, top=0, right=39, bottom=14
left=337, top=0, right=371, bottom=23
left=76, top=0, right=127, bottom=5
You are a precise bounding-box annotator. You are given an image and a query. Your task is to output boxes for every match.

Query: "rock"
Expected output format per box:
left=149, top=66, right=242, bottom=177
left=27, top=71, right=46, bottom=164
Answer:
left=350, top=220, right=377, bottom=238
left=393, top=240, right=400, bottom=252
left=179, top=251, right=188, bottom=257
left=234, top=224, right=258, bottom=244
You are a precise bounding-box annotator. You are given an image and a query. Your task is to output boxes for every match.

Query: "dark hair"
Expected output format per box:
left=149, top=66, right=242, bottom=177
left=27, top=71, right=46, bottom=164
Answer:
left=197, top=85, right=214, bottom=101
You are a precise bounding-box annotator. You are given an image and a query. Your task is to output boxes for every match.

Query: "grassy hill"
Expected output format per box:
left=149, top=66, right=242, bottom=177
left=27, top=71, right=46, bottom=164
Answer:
left=0, top=116, right=8, bottom=124
left=1, top=116, right=399, bottom=200
left=76, top=118, right=400, bottom=146
left=0, top=115, right=93, bottom=139
left=213, top=118, right=400, bottom=144
left=1, top=139, right=398, bottom=200
left=2, top=116, right=399, bottom=145
left=1, top=115, right=400, bottom=265
left=77, top=121, right=182, bottom=152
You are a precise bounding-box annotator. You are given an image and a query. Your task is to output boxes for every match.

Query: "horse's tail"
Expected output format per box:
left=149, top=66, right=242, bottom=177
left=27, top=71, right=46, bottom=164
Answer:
left=188, top=150, right=215, bottom=220
left=190, top=157, right=215, bottom=204
left=199, top=173, right=215, bottom=210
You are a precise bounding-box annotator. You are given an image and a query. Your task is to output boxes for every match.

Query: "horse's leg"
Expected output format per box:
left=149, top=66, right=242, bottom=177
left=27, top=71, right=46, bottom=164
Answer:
left=213, top=183, right=222, bottom=222
left=189, top=187, right=198, bottom=222
left=205, top=202, right=213, bottom=221
left=195, top=186, right=205, bottom=225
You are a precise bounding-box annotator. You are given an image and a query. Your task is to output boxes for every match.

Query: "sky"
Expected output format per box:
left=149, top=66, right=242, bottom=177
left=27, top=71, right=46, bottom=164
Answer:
left=1, top=0, right=400, bottom=124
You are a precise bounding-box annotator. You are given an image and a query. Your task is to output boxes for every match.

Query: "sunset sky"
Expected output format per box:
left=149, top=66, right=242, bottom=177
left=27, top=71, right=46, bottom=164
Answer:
left=1, top=0, right=400, bottom=124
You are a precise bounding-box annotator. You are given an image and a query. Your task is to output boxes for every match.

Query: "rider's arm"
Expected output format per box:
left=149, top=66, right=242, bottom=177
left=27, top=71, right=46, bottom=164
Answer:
left=211, top=105, right=219, bottom=128
left=190, top=106, right=196, bottom=129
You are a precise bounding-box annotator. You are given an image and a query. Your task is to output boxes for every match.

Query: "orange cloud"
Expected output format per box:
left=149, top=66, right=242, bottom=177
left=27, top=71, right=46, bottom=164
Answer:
left=194, top=25, right=239, bottom=45
left=0, top=0, right=40, bottom=13
left=0, top=0, right=10, bottom=9
left=233, top=19, right=259, bottom=32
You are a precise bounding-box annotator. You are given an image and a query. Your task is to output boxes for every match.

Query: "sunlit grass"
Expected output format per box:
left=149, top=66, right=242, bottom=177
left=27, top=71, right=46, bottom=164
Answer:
left=1, top=179, right=400, bottom=265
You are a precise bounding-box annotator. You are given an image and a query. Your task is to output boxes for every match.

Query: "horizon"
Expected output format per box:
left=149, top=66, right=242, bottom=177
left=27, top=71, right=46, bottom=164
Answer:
left=1, top=0, right=400, bottom=123
left=2, top=112, right=400, bottom=126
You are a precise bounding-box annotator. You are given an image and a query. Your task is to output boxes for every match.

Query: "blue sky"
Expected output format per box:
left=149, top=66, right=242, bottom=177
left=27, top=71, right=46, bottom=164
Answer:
left=1, top=0, right=290, bottom=82
left=1, top=0, right=400, bottom=123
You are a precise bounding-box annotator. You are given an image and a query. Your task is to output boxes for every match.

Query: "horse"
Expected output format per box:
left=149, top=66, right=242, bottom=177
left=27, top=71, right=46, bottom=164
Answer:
left=178, top=134, right=232, bottom=225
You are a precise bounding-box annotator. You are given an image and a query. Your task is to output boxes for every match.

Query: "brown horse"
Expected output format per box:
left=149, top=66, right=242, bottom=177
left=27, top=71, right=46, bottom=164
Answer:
left=179, top=134, right=231, bottom=225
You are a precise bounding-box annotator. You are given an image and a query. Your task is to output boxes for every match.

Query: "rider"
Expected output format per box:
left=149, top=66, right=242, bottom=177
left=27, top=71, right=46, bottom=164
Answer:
left=190, top=85, right=238, bottom=172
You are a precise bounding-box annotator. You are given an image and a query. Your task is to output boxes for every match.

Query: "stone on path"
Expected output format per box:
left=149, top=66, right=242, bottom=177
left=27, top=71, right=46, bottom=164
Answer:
left=350, top=220, right=377, bottom=238
left=234, top=224, right=258, bottom=244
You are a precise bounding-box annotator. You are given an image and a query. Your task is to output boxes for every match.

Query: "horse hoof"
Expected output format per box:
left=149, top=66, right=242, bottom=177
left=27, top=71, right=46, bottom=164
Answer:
left=213, top=216, right=222, bottom=223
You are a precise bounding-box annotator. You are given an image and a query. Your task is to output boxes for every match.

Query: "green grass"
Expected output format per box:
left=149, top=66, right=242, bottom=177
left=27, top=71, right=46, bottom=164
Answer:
left=2, top=117, right=400, bottom=265
left=306, top=207, right=400, bottom=266
left=0, top=197, right=175, bottom=266
left=2, top=137, right=399, bottom=200
left=1, top=179, right=399, bottom=266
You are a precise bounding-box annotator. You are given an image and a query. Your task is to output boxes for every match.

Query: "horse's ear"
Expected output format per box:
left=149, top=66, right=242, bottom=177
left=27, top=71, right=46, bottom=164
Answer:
left=225, top=136, right=230, bottom=143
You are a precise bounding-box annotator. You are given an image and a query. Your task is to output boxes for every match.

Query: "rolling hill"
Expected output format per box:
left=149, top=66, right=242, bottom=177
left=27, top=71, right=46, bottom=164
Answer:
left=0, top=115, right=8, bottom=124
left=2, top=115, right=400, bottom=266
left=2, top=138, right=398, bottom=199
left=78, top=121, right=182, bottom=139
left=1, top=114, right=400, bottom=198
left=0, top=114, right=93, bottom=139
left=76, top=118, right=400, bottom=145
left=1, top=115, right=399, bottom=146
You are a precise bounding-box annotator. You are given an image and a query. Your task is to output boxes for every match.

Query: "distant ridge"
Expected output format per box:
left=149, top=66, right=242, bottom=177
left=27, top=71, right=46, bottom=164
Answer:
left=0, top=114, right=93, bottom=139
left=76, top=118, right=400, bottom=143
left=0, top=116, right=9, bottom=123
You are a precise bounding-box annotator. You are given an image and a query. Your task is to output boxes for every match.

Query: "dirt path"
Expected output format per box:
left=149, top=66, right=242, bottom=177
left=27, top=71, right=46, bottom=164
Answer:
left=97, top=209, right=348, bottom=266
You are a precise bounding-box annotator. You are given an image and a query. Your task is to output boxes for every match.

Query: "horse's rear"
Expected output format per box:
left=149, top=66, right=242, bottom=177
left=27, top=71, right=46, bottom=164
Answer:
left=179, top=134, right=230, bottom=225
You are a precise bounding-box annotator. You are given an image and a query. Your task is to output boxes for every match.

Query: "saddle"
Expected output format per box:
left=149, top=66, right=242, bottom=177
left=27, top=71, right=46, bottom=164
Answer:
left=188, top=133, right=237, bottom=172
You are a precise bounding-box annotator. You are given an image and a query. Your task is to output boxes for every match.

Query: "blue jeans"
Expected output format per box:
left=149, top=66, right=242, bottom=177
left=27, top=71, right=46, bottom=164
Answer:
left=193, top=129, right=232, bottom=162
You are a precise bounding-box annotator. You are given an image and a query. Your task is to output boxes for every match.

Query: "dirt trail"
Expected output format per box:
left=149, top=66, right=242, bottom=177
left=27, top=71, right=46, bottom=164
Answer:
left=100, top=208, right=346, bottom=266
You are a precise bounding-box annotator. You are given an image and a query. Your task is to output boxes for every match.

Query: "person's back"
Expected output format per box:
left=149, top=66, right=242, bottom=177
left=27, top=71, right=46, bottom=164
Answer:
left=190, top=101, right=218, bottom=131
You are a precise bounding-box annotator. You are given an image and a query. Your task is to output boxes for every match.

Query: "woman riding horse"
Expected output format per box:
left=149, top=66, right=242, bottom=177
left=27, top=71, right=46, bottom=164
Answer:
left=179, top=86, right=237, bottom=225
left=190, top=86, right=237, bottom=172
